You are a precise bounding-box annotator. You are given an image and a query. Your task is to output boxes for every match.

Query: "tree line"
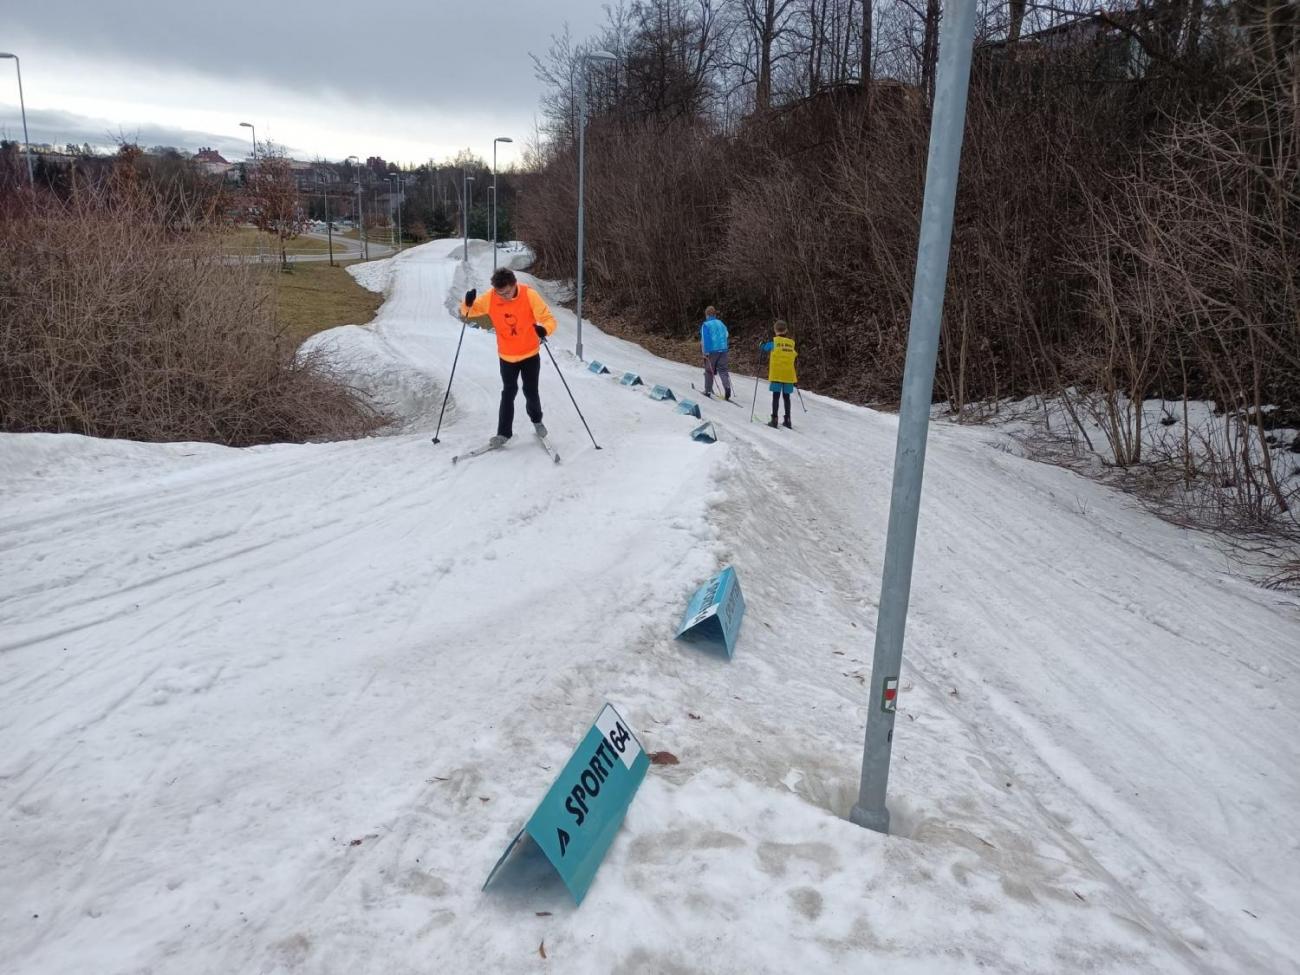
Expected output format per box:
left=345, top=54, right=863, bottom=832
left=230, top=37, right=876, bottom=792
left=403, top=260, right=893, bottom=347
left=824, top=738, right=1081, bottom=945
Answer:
left=517, top=0, right=1300, bottom=540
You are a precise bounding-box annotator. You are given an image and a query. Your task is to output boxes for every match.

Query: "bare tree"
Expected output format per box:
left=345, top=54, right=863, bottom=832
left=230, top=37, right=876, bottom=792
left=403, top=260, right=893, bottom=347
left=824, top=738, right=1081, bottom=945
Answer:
left=246, top=145, right=306, bottom=269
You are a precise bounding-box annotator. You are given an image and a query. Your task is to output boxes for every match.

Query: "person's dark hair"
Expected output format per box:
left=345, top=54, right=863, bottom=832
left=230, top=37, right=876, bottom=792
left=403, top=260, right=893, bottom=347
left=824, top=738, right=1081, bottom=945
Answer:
left=491, top=268, right=517, bottom=290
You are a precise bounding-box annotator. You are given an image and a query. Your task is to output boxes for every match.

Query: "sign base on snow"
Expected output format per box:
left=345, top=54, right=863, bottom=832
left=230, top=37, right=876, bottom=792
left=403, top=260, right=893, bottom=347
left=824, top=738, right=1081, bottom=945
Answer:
left=676, top=399, right=701, bottom=418
left=484, top=703, right=649, bottom=905
left=620, top=372, right=644, bottom=387
left=588, top=361, right=610, bottom=374
left=649, top=385, right=676, bottom=401
left=676, top=566, right=746, bottom=657
left=690, top=421, right=718, bottom=443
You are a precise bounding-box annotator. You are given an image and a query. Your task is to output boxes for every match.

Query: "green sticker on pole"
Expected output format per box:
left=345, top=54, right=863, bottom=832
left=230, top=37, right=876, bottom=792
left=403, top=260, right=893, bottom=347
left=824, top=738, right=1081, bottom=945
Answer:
left=484, top=703, right=649, bottom=905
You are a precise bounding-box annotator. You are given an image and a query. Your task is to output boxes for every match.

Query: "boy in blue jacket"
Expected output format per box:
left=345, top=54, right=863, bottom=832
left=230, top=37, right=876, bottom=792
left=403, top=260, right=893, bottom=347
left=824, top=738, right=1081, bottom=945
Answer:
left=700, top=305, right=733, bottom=400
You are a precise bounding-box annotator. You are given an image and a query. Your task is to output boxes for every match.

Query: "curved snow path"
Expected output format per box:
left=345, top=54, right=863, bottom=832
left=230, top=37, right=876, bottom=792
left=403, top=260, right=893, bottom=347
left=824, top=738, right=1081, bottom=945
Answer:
left=1, top=239, right=1297, bottom=975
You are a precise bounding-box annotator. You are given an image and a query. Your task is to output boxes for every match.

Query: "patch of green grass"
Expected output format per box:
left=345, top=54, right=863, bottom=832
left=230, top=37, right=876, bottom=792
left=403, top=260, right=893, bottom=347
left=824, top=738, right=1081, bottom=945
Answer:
left=226, top=226, right=339, bottom=257
left=266, top=261, right=384, bottom=345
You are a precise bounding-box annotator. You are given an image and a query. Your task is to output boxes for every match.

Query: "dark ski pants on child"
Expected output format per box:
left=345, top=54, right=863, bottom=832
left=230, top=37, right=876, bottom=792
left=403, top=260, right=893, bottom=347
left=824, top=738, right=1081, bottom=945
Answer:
left=771, top=391, right=792, bottom=419
left=498, top=354, right=542, bottom=438
left=704, top=350, right=732, bottom=397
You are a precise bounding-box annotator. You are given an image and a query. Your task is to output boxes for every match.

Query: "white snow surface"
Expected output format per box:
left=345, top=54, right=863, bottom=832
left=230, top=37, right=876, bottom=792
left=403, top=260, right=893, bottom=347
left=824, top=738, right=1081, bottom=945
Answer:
left=3, top=239, right=1298, bottom=974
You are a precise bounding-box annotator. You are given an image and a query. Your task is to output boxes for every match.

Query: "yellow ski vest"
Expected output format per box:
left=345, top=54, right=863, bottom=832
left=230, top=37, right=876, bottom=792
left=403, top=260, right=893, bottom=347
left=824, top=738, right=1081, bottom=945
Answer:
left=767, top=336, right=798, bottom=384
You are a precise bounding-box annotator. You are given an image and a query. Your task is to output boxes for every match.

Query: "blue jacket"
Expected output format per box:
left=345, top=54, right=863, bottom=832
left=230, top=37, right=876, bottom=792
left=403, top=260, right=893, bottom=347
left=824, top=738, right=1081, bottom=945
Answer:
left=701, top=316, right=729, bottom=354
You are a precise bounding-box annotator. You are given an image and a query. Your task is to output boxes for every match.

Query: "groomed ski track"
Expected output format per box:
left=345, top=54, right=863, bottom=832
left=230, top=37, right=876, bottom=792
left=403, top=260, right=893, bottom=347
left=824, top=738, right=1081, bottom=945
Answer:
left=2, top=239, right=1297, bottom=974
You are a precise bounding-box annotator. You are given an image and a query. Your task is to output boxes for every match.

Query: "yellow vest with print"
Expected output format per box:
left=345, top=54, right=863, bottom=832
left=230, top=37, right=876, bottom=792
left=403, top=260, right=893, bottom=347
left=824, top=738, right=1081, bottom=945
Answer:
left=767, top=336, right=798, bottom=384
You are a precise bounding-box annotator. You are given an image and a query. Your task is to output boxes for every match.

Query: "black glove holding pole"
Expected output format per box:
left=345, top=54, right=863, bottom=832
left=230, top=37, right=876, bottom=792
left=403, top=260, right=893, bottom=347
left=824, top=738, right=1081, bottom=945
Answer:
left=464, top=289, right=476, bottom=307
left=534, top=324, right=548, bottom=340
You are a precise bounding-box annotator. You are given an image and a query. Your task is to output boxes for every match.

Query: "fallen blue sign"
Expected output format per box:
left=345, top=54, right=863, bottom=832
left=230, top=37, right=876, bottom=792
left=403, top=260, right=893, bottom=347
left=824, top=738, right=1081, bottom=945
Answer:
left=588, top=361, right=611, bottom=374
left=690, top=421, right=718, bottom=443
left=676, top=566, right=746, bottom=657
left=620, top=372, right=644, bottom=387
left=676, top=399, right=701, bottom=418
left=649, top=385, right=676, bottom=401
left=484, top=703, right=649, bottom=905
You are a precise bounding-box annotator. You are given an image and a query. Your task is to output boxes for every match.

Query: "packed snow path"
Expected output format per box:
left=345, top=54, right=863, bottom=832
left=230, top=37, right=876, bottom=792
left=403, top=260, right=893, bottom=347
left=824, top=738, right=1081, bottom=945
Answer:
left=2, top=239, right=1297, bottom=974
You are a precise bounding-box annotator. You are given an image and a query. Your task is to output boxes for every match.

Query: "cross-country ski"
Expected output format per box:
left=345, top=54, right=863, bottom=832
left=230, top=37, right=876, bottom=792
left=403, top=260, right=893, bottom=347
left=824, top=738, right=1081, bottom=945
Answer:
left=535, top=431, right=561, bottom=464
left=691, top=383, right=742, bottom=406
left=451, top=440, right=505, bottom=464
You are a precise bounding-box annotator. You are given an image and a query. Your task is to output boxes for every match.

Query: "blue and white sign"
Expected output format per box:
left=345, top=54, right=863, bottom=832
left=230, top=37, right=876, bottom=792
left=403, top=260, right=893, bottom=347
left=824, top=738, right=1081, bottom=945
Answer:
left=588, top=361, right=611, bottom=374
left=690, top=421, right=718, bottom=443
left=676, top=399, right=702, bottom=418
left=649, top=385, right=676, bottom=401
left=620, top=372, right=644, bottom=387
left=484, top=703, right=649, bottom=905
left=676, top=566, right=746, bottom=657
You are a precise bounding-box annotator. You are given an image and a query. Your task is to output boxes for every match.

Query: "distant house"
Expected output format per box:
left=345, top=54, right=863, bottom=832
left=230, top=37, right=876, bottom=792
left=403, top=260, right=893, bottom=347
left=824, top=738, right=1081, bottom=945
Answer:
left=195, top=147, right=234, bottom=178
left=979, top=10, right=1148, bottom=79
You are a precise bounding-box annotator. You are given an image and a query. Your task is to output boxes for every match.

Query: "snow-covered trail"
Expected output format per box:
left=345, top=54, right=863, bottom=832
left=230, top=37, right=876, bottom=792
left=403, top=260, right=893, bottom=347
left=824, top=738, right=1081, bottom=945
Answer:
left=2, top=239, right=1297, bottom=974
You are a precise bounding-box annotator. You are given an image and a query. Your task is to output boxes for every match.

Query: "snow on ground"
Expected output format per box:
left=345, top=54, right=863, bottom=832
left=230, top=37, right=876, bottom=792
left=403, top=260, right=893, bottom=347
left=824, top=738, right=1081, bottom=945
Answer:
left=3, top=239, right=1299, bottom=974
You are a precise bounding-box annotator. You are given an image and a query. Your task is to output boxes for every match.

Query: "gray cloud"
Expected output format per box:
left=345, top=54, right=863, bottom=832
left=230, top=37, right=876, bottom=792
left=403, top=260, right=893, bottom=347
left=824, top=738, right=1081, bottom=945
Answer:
left=0, top=106, right=286, bottom=159
left=7, top=0, right=605, bottom=113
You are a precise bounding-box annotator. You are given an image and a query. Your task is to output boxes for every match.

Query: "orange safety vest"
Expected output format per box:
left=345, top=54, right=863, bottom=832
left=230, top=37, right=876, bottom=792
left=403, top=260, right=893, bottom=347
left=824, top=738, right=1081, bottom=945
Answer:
left=461, top=284, right=558, bottom=362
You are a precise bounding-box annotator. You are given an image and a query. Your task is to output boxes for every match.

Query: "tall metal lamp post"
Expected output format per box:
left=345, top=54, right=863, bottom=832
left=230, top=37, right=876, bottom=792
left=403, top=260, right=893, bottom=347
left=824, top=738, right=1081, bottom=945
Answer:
left=461, top=172, right=475, bottom=262
left=238, top=121, right=258, bottom=159
left=0, top=53, right=33, bottom=185
left=239, top=121, right=262, bottom=262
left=322, top=174, right=334, bottom=266
left=492, top=135, right=512, bottom=270
left=574, top=50, right=617, bottom=361
left=386, top=175, right=404, bottom=252
left=347, top=155, right=366, bottom=260
left=848, top=0, right=978, bottom=836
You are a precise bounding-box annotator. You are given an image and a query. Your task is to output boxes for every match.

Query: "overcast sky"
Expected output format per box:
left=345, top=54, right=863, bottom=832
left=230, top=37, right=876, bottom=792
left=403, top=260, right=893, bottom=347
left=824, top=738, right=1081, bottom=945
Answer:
left=0, top=0, right=604, bottom=166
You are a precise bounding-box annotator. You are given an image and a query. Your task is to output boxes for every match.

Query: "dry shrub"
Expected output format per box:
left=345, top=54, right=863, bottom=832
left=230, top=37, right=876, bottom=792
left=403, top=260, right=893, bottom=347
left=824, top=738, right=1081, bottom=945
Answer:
left=0, top=186, right=384, bottom=446
left=1069, top=45, right=1300, bottom=528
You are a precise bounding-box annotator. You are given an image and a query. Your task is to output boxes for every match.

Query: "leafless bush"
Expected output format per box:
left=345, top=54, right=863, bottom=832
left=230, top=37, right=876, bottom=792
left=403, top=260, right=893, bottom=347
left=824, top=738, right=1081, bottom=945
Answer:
left=0, top=184, right=383, bottom=446
left=1068, top=42, right=1300, bottom=529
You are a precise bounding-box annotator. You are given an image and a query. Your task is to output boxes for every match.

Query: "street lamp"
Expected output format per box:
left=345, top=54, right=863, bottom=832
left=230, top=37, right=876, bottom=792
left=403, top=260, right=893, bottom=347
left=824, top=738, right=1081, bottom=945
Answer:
left=0, top=53, right=33, bottom=185
left=239, top=121, right=258, bottom=160
left=492, top=136, right=513, bottom=270
left=462, top=172, right=475, bottom=262
left=322, top=172, right=335, bottom=266
left=575, top=50, right=616, bottom=361
left=387, top=175, right=404, bottom=252
left=347, top=155, right=367, bottom=260
left=239, top=122, right=262, bottom=262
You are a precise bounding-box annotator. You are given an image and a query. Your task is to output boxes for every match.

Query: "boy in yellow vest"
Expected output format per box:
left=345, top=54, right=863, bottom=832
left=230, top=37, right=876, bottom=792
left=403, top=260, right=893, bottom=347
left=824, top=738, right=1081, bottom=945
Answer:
left=760, top=320, right=798, bottom=429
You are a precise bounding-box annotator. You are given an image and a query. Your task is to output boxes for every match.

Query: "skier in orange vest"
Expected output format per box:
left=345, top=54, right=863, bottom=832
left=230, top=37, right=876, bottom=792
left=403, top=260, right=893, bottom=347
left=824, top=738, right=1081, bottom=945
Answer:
left=461, top=268, right=558, bottom=447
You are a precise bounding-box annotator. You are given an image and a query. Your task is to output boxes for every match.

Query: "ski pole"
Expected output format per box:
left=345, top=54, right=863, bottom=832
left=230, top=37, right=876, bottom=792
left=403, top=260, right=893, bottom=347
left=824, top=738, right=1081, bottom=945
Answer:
left=431, top=319, right=468, bottom=444
left=750, top=348, right=767, bottom=422
left=795, top=385, right=808, bottom=413
left=541, top=338, right=602, bottom=450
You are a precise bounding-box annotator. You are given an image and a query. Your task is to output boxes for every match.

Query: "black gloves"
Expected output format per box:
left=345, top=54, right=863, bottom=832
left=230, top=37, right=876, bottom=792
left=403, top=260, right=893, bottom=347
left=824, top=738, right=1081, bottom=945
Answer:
left=464, top=289, right=477, bottom=307
left=534, top=324, right=548, bottom=340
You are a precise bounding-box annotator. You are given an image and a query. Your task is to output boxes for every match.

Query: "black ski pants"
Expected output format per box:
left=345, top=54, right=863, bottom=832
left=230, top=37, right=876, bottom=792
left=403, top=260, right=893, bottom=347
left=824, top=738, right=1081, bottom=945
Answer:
left=771, top=391, right=792, bottom=419
left=498, top=354, right=543, bottom=438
